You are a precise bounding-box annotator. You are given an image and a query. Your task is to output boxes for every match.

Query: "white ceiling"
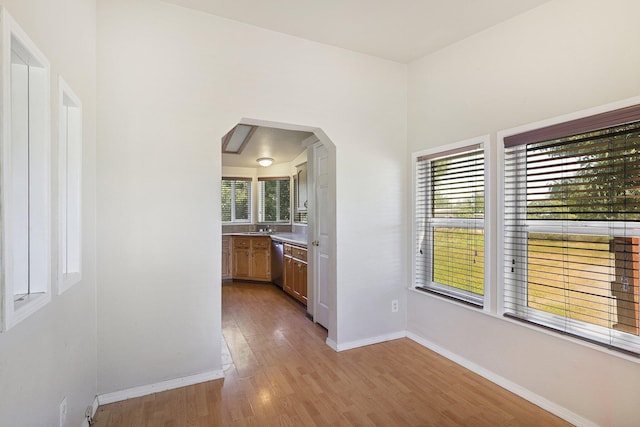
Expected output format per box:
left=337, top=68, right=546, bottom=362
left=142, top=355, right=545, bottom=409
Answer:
left=164, top=0, right=550, bottom=63
left=222, top=126, right=313, bottom=168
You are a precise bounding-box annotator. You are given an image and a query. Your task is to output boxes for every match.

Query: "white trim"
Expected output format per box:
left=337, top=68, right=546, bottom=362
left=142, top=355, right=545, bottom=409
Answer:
left=97, top=370, right=224, bottom=405
left=406, top=331, right=597, bottom=427
left=325, top=337, right=338, bottom=351
left=80, top=396, right=99, bottom=427
left=409, top=285, right=640, bottom=364
left=332, top=331, right=406, bottom=352
left=496, top=135, right=507, bottom=315
left=301, top=134, right=319, bottom=148
left=411, top=135, right=490, bottom=310
left=0, top=7, right=52, bottom=331
left=57, top=75, right=83, bottom=295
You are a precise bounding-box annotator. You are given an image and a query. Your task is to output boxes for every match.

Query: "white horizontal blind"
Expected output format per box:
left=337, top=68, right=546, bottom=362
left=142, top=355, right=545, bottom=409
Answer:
left=221, top=177, right=251, bottom=223
left=258, top=177, right=290, bottom=223
left=504, top=107, right=640, bottom=355
left=415, top=146, right=485, bottom=306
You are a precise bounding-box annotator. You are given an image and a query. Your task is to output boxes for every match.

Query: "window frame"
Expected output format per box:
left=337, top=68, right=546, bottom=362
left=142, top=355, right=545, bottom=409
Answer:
left=58, top=76, right=83, bottom=294
left=498, top=99, right=640, bottom=356
left=221, top=177, right=252, bottom=224
left=0, top=8, right=52, bottom=331
left=258, top=176, right=291, bottom=224
left=411, top=136, right=491, bottom=309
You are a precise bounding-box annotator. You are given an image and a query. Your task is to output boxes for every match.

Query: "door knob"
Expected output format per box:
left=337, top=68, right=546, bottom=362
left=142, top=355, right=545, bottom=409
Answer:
left=312, top=240, right=319, bottom=246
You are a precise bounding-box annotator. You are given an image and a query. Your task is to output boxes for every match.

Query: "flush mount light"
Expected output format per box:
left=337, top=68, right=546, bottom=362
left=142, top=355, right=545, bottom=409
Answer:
left=257, top=157, right=274, bottom=167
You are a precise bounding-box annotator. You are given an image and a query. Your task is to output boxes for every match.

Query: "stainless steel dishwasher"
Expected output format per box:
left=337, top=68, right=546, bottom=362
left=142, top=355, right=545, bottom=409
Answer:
left=271, top=239, right=284, bottom=288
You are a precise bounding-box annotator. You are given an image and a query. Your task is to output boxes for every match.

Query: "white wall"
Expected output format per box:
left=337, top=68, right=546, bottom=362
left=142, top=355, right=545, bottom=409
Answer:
left=407, top=1, right=640, bottom=425
left=0, top=0, right=97, bottom=425
left=96, top=0, right=406, bottom=395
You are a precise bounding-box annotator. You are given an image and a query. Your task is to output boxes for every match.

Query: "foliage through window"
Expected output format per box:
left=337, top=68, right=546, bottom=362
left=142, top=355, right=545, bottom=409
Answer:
left=415, top=144, right=485, bottom=306
left=221, top=177, right=251, bottom=223
left=503, top=105, right=640, bottom=354
left=258, top=177, right=290, bottom=223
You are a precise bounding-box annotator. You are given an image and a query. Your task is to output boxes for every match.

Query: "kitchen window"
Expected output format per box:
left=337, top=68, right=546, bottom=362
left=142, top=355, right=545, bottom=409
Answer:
left=503, top=104, right=640, bottom=355
left=258, top=177, right=291, bottom=223
left=221, top=177, right=251, bottom=223
left=413, top=140, right=486, bottom=307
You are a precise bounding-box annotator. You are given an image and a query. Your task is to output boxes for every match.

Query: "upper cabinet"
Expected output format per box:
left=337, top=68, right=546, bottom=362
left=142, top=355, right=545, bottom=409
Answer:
left=296, top=163, right=308, bottom=212
left=293, top=162, right=308, bottom=224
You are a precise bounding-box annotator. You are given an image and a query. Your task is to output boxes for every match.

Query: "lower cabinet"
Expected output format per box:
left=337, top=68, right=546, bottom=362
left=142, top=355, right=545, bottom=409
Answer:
left=231, top=236, right=271, bottom=282
left=284, top=256, right=294, bottom=295
left=292, top=259, right=307, bottom=303
left=222, top=236, right=232, bottom=279
left=283, top=243, right=307, bottom=305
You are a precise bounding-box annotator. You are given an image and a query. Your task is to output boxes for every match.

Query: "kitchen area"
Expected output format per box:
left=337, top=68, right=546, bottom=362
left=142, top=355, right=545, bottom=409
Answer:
left=221, top=123, right=317, bottom=313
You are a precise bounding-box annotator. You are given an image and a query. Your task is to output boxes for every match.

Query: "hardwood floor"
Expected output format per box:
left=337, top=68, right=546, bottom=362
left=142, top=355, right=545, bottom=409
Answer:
left=94, top=282, right=571, bottom=426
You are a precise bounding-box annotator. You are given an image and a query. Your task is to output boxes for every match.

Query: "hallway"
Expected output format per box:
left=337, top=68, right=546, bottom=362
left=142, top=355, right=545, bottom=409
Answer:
left=94, top=282, right=569, bottom=426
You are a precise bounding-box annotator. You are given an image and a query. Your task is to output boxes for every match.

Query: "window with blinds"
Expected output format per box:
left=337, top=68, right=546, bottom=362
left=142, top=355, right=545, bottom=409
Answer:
left=503, top=104, right=640, bottom=355
left=258, top=177, right=291, bottom=223
left=415, top=144, right=485, bottom=306
left=221, top=177, right=251, bottom=223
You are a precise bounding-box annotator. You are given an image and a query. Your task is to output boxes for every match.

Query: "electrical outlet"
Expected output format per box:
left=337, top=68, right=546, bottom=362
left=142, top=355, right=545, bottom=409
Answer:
left=59, top=397, right=67, bottom=427
left=391, top=299, right=399, bottom=313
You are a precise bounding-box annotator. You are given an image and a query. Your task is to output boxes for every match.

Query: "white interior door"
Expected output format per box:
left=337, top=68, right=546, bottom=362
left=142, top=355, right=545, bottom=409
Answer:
left=313, top=143, right=330, bottom=328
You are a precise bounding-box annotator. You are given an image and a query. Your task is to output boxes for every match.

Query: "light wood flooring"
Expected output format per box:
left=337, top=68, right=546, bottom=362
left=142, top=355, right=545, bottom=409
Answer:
left=94, top=281, right=571, bottom=426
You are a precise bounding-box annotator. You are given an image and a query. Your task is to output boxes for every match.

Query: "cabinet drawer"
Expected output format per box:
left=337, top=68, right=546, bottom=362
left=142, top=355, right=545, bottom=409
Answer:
left=252, top=237, right=270, bottom=249
left=293, top=247, right=307, bottom=261
left=283, top=243, right=307, bottom=260
left=233, top=237, right=250, bottom=248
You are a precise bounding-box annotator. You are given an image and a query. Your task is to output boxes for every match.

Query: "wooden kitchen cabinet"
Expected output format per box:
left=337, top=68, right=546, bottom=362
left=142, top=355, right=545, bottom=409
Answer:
left=284, top=256, right=294, bottom=295
left=296, top=163, right=308, bottom=212
left=283, top=243, right=307, bottom=305
left=232, top=236, right=271, bottom=282
left=251, top=245, right=271, bottom=281
left=292, top=260, right=307, bottom=303
left=222, top=235, right=232, bottom=280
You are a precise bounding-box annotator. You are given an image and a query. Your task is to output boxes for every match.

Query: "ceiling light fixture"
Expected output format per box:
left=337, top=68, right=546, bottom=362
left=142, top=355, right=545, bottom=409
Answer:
left=257, top=157, right=274, bottom=167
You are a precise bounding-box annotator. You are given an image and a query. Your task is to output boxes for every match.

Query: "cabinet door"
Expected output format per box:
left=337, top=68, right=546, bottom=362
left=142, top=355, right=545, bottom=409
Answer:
left=252, top=249, right=271, bottom=281
left=233, top=248, right=251, bottom=278
left=222, top=237, right=231, bottom=279
left=293, top=260, right=308, bottom=304
left=284, top=256, right=294, bottom=294
left=299, top=262, right=307, bottom=302
left=296, top=164, right=307, bottom=211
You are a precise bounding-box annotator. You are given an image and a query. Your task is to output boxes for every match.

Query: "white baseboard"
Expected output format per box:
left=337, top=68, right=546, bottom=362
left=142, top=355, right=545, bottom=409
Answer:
left=97, top=370, right=224, bottom=405
left=325, top=337, right=338, bottom=351
left=333, top=330, right=406, bottom=352
left=406, top=331, right=596, bottom=427
left=79, top=395, right=99, bottom=427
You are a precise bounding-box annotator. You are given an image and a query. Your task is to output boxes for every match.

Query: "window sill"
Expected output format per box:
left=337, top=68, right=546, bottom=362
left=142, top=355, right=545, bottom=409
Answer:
left=414, top=285, right=483, bottom=308
left=6, top=292, right=51, bottom=330
left=58, top=272, right=81, bottom=295
left=408, top=286, right=640, bottom=365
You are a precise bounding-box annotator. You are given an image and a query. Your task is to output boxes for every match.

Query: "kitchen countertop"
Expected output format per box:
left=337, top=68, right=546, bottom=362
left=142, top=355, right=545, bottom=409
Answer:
left=223, top=232, right=307, bottom=247
left=269, top=233, right=307, bottom=247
